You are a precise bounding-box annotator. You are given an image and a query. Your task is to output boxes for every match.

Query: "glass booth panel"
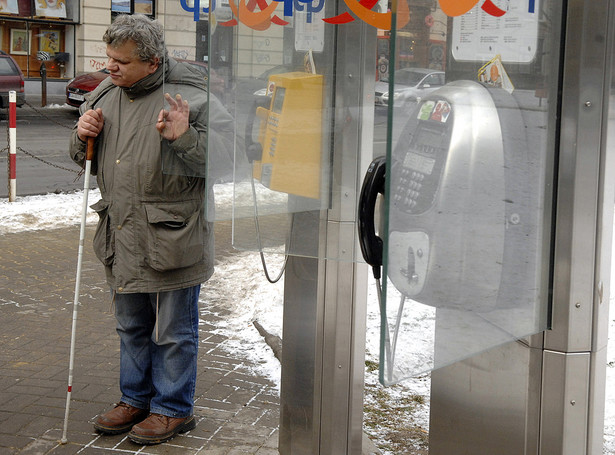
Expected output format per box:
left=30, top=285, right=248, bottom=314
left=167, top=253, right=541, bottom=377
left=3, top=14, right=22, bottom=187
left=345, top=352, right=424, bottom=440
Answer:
left=160, top=0, right=342, bottom=260
left=380, top=1, right=563, bottom=384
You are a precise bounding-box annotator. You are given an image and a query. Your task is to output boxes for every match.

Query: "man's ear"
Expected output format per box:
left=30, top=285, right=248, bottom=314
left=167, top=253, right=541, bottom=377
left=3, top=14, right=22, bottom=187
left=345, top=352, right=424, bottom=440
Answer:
left=148, top=57, right=160, bottom=74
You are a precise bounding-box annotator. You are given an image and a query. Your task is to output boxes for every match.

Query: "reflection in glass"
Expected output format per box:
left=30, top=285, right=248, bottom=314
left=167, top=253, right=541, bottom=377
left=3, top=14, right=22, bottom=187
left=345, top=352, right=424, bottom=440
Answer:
left=380, top=1, right=563, bottom=384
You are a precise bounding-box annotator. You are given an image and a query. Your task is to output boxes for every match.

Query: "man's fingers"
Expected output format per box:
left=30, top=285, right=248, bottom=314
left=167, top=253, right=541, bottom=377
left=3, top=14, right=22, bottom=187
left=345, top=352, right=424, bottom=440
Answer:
left=165, top=93, right=178, bottom=110
left=78, top=109, right=105, bottom=140
left=91, top=108, right=103, bottom=122
left=164, top=93, right=189, bottom=112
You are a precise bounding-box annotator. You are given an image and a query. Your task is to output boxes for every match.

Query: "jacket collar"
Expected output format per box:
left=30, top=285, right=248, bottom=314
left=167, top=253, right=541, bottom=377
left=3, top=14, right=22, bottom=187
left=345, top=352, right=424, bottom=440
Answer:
left=121, top=57, right=168, bottom=99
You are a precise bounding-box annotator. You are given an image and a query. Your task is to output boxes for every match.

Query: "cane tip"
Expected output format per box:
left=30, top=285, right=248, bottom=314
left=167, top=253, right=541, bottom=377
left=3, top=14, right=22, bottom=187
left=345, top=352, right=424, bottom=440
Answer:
left=60, top=437, right=68, bottom=444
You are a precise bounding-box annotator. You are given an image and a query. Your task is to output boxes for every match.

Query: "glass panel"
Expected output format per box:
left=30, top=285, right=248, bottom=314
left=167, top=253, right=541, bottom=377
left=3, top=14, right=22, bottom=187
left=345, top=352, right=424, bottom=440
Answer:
left=224, top=6, right=332, bottom=263
left=381, top=0, right=563, bottom=384
left=604, top=24, right=615, bottom=451
left=158, top=1, right=342, bottom=259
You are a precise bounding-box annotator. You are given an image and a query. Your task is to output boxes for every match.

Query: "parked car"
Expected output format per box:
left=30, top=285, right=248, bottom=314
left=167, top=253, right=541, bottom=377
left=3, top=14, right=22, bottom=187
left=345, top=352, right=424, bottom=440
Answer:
left=65, top=68, right=108, bottom=107
left=374, top=68, right=445, bottom=106
left=0, top=51, right=25, bottom=107
left=65, top=59, right=223, bottom=108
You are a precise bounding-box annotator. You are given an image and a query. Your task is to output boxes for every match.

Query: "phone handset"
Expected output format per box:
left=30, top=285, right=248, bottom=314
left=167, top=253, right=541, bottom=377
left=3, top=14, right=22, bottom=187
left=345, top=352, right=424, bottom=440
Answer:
left=358, top=156, right=387, bottom=279
left=244, top=97, right=271, bottom=163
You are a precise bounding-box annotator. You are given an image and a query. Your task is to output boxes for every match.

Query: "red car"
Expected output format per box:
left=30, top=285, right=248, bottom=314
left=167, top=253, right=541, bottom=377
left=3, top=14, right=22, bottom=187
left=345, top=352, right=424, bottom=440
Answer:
left=65, top=68, right=108, bottom=107
left=65, top=59, right=223, bottom=108
left=0, top=51, right=25, bottom=107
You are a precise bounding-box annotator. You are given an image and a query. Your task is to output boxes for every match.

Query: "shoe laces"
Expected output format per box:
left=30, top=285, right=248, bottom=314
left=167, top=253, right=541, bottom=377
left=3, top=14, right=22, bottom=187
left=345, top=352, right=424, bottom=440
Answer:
left=149, top=413, right=170, bottom=425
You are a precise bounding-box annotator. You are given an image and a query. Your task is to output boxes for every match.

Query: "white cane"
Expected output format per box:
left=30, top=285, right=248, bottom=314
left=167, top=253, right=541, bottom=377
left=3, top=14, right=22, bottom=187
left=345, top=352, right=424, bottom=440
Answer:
left=61, top=137, right=94, bottom=444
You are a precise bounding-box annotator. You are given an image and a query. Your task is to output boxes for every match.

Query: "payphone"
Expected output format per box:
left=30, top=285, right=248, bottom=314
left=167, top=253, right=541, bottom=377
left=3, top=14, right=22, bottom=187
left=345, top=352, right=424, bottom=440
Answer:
left=251, top=72, right=324, bottom=200
left=360, top=80, right=541, bottom=314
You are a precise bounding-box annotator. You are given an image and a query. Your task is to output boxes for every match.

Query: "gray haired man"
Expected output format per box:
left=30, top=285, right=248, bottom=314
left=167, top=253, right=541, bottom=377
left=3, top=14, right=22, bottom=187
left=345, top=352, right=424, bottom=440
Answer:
left=69, top=14, right=233, bottom=445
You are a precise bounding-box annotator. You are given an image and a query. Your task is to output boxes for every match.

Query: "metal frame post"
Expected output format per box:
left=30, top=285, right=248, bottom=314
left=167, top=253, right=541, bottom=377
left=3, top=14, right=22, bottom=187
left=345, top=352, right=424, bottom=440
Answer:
left=277, top=10, right=377, bottom=455
left=542, top=0, right=615, bottom=452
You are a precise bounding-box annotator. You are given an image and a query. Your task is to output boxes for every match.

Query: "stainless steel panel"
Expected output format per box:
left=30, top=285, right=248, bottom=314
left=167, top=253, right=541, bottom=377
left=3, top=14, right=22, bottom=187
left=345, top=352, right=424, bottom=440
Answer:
left=315, top=15, right=376, bottom=455
left=587, top=346, right=609, bottom=454
left=547, top=0, right=611, bottom=353
left=539, top=351, right=590, bottom=455
left=588, top=4, right=615, bottom=451
left=429, top=340, right=543, bottom=455
left=280, top=11, right=376, bottom=455
left=279, top=212, right=322, bottom=455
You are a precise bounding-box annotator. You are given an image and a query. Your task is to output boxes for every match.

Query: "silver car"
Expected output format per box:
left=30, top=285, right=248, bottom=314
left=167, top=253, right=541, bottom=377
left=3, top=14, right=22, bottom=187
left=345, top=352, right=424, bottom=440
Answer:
left=375, top=68, right=445, bottom=106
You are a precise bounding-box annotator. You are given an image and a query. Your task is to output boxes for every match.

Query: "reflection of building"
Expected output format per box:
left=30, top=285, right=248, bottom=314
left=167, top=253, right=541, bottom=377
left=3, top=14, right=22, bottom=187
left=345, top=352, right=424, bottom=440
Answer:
left=0, top=0, right=200, bottom=84
left=376, top=1, right=447, bottom=80
left=0, top=0, right=74, bottom=79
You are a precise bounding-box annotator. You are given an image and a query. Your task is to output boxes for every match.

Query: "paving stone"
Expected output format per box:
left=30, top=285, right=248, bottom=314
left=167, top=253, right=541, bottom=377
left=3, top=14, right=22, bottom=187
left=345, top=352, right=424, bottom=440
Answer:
left=0, top=225, right=281, bottom=454
left=0, top=433, right=33, bottom=451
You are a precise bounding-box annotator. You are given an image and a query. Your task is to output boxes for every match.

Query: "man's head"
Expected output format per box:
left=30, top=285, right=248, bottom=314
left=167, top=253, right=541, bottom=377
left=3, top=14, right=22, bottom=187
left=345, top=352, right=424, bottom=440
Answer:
left=103, top=14, right=167, bottom=87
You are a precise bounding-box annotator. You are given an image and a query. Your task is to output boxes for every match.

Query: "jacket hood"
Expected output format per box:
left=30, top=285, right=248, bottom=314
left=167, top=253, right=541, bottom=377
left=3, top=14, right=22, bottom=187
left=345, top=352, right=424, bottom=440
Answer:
left=165, top=58, right=208, bottom=91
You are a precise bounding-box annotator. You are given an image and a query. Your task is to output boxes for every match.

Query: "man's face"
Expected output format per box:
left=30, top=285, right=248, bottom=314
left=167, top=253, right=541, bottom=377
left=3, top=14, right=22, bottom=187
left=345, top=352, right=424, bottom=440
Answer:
left=106, top=40, right=158, bottom=87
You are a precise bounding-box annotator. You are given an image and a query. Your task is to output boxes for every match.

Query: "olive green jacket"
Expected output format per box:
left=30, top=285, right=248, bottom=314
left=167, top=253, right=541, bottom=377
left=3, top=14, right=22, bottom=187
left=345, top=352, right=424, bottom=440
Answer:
left=69, top=57, right=234, bottom=293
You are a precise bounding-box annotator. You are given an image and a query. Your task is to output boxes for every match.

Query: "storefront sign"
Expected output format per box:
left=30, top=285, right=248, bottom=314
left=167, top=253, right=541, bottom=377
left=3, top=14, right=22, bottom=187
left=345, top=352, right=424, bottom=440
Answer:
left=180, top=0, right=536, bottom=30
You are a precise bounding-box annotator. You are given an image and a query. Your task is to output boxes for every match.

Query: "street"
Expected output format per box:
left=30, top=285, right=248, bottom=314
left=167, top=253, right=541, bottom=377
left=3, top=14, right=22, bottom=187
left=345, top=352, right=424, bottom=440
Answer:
left=0, top=98, right=86, bottom=199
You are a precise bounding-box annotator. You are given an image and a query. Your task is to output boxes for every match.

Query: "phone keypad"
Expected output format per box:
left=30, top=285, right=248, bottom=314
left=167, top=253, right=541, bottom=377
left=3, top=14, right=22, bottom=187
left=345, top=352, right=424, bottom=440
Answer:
left=393, top=169, right=426, bottom=211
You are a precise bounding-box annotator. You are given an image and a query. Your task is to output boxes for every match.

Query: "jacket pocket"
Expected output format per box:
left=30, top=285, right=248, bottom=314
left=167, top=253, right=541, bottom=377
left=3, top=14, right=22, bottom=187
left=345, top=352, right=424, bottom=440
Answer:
left=90, top=199, right=115, bottom=266
left=144, top=201, right=204, bottom=271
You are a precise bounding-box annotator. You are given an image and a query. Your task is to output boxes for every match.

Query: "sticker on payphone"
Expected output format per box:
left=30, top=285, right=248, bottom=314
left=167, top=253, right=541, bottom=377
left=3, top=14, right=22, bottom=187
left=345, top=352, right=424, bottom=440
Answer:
left=266, top=81, right=276, bottom=97
left=417, top=101, right=435, bottom=120
left=430, top=101, right=451, bottom=123
left=417, top=100, right=451, bottom=123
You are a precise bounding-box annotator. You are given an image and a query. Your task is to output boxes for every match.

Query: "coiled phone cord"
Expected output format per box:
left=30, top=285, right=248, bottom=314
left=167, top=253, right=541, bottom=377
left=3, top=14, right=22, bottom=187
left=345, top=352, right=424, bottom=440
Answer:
left=249, top=172, right=290, bottom=284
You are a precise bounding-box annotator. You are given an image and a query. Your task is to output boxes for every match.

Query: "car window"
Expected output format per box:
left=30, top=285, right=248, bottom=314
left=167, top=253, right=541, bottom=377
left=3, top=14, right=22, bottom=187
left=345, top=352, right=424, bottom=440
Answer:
left=396, top=70, right=425, bottom=87
left=0, top=58, right=17, bottom=76
left=423, top=74, right=444, bottom=87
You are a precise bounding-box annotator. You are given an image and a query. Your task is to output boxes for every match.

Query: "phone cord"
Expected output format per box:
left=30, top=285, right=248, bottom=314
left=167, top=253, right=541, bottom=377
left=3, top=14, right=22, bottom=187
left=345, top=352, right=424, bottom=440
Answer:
left=250, top=173, right=290, bottom=284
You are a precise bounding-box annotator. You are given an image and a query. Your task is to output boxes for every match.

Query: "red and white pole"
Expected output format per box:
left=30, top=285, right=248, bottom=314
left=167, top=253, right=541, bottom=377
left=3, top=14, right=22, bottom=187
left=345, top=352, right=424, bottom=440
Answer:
left=8, top=90, right=16, bottom=202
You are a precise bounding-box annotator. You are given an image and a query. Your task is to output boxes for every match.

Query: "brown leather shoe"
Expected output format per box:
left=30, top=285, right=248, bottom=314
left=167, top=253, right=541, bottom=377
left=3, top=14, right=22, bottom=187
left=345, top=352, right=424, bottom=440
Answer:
left=128, top=413, right=196, bottom=445
left=93, top=402, right=149, bottom=435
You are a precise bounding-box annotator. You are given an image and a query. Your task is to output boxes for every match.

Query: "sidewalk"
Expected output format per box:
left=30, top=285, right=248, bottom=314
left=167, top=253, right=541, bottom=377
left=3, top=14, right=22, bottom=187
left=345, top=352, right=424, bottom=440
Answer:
left=0, top=222, right=280, bottom=454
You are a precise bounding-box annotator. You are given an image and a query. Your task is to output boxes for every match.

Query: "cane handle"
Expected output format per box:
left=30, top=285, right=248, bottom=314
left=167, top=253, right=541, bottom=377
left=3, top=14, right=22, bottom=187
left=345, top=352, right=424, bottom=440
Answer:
left=86, top=137, right=95, bottom=161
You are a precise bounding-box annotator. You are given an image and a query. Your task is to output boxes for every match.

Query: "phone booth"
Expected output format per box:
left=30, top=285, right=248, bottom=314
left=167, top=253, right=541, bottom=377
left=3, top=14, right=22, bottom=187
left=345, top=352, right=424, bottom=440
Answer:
left=161, top=0, right=615, bottom=453
left=362, top=1, right=615, bottom=454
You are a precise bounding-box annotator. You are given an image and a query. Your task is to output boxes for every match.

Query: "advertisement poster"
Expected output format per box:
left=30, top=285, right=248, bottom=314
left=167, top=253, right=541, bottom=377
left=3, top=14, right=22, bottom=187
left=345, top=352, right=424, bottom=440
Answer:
left=35, top=0, right=66, bottom=18
left=40, top=30, right=60, bottom=53
left=0, top=0, right=19, bottom=14
left=10, top=29, right=29, bottom=55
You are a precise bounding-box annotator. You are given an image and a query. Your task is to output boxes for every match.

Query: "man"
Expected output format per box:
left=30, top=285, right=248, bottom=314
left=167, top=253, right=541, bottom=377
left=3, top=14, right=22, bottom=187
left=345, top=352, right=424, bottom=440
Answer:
left=69, top=14, right=233, bottom=445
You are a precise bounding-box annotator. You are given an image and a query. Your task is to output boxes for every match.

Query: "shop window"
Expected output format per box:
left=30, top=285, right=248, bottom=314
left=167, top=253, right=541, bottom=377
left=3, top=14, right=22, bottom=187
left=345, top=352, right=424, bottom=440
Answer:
left=4, top=24, right=68, bottom=78
left=111, top=0, right=154, bottom=17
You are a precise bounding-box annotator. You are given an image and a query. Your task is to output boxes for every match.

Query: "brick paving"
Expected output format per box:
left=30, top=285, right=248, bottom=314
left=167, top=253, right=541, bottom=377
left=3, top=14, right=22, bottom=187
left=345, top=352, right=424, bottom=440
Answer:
left=0, top=223, right=280, bottom=454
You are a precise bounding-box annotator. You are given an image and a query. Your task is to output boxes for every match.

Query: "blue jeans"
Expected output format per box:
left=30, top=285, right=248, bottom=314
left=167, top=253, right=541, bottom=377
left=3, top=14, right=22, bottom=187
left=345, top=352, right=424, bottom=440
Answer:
left=113, top=285, right=200, bottom=418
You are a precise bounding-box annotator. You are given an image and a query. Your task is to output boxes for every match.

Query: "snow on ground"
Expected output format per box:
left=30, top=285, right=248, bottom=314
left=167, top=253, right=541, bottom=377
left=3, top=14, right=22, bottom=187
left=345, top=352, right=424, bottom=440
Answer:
left=1, top=188, right=613, bottom=453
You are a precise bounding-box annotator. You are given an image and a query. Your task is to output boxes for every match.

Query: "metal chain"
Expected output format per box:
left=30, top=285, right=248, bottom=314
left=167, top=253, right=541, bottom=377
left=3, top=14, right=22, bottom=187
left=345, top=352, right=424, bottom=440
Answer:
left=16, top=146, right=80, bottom=174
left=24, top=100, right=76, bottom=130
left=3, top=105, right=82, bottom=181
